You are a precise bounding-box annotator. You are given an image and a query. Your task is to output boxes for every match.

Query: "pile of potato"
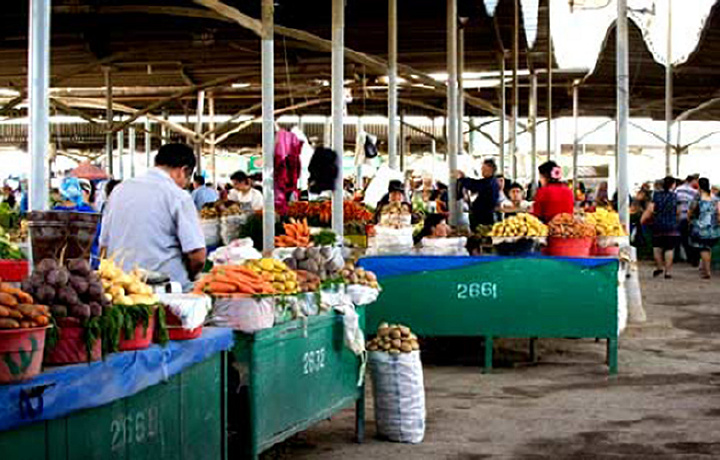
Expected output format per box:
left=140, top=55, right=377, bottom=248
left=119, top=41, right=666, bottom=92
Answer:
left=0, top=283, right=51, bottom=329
left=98, top=259, right=158, bottom=306
left=366, top=323, right=420, bottom=354
left=282, top=247, right=344, bottom=281
left=22, top=258, right=109, bottom=320
left=339, top=261, right=379, bottom=289
left=295, top=270, right=321, bottom=293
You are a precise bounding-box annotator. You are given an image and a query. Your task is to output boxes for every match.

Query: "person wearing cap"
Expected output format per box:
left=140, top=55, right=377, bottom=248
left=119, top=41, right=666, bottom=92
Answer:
left=458, top=158, right=500, bottom=230
left=54, top=177, right=96, bottom=213
left=100, top=144, right=206, bottom=291
left=374, top=180, right=412, bottom=223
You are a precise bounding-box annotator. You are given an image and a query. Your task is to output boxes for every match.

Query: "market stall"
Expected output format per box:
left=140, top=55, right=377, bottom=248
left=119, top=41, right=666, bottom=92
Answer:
left=357, top=254, right=621, bottom=375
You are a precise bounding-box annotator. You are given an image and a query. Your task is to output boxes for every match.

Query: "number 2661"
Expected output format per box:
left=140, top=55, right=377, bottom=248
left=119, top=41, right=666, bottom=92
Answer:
left=457, top=282, right=497, bottom=300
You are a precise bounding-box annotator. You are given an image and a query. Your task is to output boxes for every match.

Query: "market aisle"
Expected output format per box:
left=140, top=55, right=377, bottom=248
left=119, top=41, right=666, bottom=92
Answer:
left=262, top=263, right=720, bottom=459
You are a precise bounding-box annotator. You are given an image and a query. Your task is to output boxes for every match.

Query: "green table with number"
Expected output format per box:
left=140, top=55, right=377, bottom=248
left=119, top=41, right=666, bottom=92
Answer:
left=357, top=256, right=619, bottom=374
left=228, top=307, right=366, bottom=460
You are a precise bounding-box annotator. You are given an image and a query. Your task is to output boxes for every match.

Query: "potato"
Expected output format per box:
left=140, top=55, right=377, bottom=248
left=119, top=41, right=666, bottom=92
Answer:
left=410, top=340, right=420, bottom=351
left=391, top=339, right=402, bottom=349
left=0, top=293, right=18, bottom=308
left=390, top=329, right=402, bottom=339
left=378, top=326, right=390, bottom=338
left=388, top=348, right=400, bottom=355
left=367, top=342, right=378, bottom=351
left=400, top=342, right=413, bottom=353
left=382, top=342, right=392, bottom=351
left=0, top=318, right=20, bottom=328
left=399, top=326, right=411, bottom=338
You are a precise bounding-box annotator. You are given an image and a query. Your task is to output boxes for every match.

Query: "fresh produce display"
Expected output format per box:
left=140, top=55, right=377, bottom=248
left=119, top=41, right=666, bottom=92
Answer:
left=200, top=207, right=220, bottom=219
left=312, top=229, right=338, bottom=247
left=287, top=201, right=373, bottom=227
left=282, top=247, right=344, bottom=281
left=0, top=282, right=50, bottom=329
left=366, top=323, right=420, bottom=354
left=199, top=200, right=244, bottom=219
left=0, top=228, right=25, bottom=260
left=275, top=218, right=310, bottom=247
left=585, top=208, right=627, bottom=236
left=22, top=258, right=108, bottom=320
left=339, top=261, right=379, bottom=289
left=295, top=270, right=321, bottom=293
left=8, top=220, right=28, bottom=244
left=490, top=213, right=548, bottom=238
left=379, top=202, right=412, bottom=229
left=245, top=259, right=299, bottom=295
left=548, top=213, right=597, bottom=238
left=195, top=264, right=277, bottom=295
left=98, top=259, right=158, bottom=306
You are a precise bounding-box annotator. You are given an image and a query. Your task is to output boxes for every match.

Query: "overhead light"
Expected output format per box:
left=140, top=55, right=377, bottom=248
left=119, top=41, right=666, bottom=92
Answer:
left=231, top=83, right=251, bottom=88
left=377, top=75, right=407, bottom=85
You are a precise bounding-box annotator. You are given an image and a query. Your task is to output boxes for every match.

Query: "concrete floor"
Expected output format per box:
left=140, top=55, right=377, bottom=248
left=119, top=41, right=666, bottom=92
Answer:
left=262, top=264, right=720, bottom=459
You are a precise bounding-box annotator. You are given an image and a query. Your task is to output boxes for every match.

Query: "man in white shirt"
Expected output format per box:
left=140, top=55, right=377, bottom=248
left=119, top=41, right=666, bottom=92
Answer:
left=228, top=171, right=264, bottom=211
left=100, top=144, right=206, bottom=291
left=500, top=182, right=532, bottom=216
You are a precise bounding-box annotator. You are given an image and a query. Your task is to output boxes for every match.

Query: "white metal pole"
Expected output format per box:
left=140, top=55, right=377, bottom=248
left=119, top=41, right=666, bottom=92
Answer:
left=388, top=0, right=399, bottom=170
left=209, top=93, right=216, bottom=185
left=331, top=0, right=345, bottom=239
left=399, top=111, right=406, bottom=171
left=665, top=0, right=673, bottom=176
left=324, top=116, right=331, bottom=147
left=356, top=116, right=363, bottom=187
left=530, top=71, right=538, bottom=198
left=458, top=26, right=465, bottom=156
left=28, top=0, right=51, bottom=211
left=104, top=67, right=114, bottom=177
left=676, top=120, right=682, bottom=176
left=447, top=0, right=459, bottom=226
left=499, top=53, right=506, bottom=175
left=572, top=82, right=579, bottom=193
left=161, top=110, right=169, bottom=143
left=129, top=125, right=136, bottom=178
left=262, top=0, right=275, bottom=251
left=195, top=90, right=205, bottom=174
left=546, top=0, right=553, bottom=160
left=117, top=129, right=124, bottom=180
left=511, top=0, right=519, bottom=180
left=617, top=0, right=630, bottom=228
left=144, top=117, right=151, bottom=169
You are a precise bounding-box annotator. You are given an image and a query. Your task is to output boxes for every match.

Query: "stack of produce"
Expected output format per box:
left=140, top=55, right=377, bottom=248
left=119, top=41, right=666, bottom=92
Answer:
left=295, top=270, right=321, bottom=293
left=22, top=258, right=109, bottom=320
left=0, top=228, right=25, bottom=260
left=585, top=208, right=627, bottom=237
left=98, top=259, right=158, bottom=306
left=199, top=207, right=220, bottom=220
left=282, top=247, right=344, bottom=281
left=195, top=264, right=277, bottom=295
left=0, top=284, right=50, bottom=329
left=366, top=323, right=420, bottom=354
left=379, top=202, right=412, bottom=229
left=286, top=201, right=373, bottom=228
left=339, top=261, right=379, bottom=289
left=245, top=259, right=299, bottom=295
left=490, top=213, right=548, bottom=238
left=275, top=218, right=310, bottom=247
left=548, top=213, right=596, bottom=239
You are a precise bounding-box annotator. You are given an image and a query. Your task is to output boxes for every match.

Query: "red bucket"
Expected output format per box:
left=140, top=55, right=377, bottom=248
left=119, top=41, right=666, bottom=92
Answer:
left=45, top=319, right=102, bottom=365
left=544, top=237, right=594, bottom=257
left=164, top=306, right=202, bottom=341
left=594, top=245, right=620, bottom=257
left=0, top=260, right=30, bottom=282
left=119, top=313, right=155, bottom=351
left=0, top=326, right=48, bottom=384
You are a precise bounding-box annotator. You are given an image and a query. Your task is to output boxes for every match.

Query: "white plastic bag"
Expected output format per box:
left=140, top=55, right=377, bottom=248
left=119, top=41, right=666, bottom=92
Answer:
left=369, top=350, right=426, bottom=444
left=209, top=238, right=262, bottom=265
left=345, top=285, right=380, bottom=306
left=209, top=296, right=275, bottom=332
left=416, top=237, right=468, bottom=256
left=157, top=293, right=212, bottom=330
left=201, top=218, right=221, bottom=247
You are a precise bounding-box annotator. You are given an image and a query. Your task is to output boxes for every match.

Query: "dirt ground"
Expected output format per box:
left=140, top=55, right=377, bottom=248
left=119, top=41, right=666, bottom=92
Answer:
left=261, top=263, right=720, bottom=459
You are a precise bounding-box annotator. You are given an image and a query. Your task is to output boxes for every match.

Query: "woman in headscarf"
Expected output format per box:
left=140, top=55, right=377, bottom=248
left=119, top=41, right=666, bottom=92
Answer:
left=53, top=177, right=95, bottom=213
left=532, top=161, right=574, bottom=223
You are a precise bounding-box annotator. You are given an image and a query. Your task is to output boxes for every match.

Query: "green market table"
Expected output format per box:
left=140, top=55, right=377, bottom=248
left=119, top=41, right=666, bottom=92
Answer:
left=358, top=255, right=620, bottom=374
left=228, top=307, right=366, bottom=459
left=0, top=328, right=234, bottom=460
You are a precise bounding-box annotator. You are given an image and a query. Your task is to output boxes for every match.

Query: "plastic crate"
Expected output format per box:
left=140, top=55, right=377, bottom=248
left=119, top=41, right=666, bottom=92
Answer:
left=0, top=260, right=29, bottom=282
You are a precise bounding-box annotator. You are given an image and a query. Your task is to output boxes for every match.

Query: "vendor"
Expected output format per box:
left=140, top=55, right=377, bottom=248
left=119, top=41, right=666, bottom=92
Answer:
left=414, top=213, right=450, bottom=245
left=374, top=180, right=412, bottom=223
left=54, top=177, right=95, bottom=213
left=458, top=158, right=500, bottom=230
left=229, top=171, right=264, bottom=211
left=532, top=161, right=574, bottom=223
left=500, top=182, right=532, bottom=216
left=100, top=143, right=206, bottom=292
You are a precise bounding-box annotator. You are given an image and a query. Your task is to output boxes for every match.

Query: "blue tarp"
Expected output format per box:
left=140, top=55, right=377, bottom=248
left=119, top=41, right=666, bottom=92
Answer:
left=0, top=327, right=234, bottom=432
left=358, top=255, right=617, bottom=279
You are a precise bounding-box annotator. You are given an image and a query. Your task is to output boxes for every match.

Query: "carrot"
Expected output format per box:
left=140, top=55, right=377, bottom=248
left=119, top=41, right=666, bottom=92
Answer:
left=0, top=293, right=18, bottom=308
left=0, top=305, right=9, bottom=317
left=0, top=318, right=19, bottom=329
left=34, top=315, right=50, bottom=327
left=7, top=309, right=22, bottom=319
left=205, top=281, right=237, bottom=293
left=212, top=272, right=259, bottom=287
left=17, top=304, right=41, bottom=318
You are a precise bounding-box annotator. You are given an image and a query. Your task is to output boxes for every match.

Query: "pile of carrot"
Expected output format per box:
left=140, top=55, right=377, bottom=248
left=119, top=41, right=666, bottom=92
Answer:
left=275, top=218, right=311, bottom=247
left=0, top=282, right=51, bottom=329
left=194, top=265, right=275, bottom=295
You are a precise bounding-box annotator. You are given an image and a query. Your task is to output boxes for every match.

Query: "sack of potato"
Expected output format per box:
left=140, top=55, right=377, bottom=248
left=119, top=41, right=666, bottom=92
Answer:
left=367, top=323, right=425, bottom=444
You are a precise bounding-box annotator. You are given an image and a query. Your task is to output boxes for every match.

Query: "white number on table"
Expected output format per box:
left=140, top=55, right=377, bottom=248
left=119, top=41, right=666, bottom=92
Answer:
left=110, top=406, right=159, bottom=451
left=303, top=348, right=326, bottom=375
left=456, top=282, right=498, bottom=300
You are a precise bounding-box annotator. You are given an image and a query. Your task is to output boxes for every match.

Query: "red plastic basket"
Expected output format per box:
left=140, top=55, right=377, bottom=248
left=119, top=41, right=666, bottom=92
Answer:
left=45, top=319, right=102, bottom=365
left=118, top=314, right=155, bottom=351
left=544, top=237, right=594, bottom=258
left=0, top=260, right=30, bottom=282
left=0, top=326, right=48, bottom=383
left=593, top=245, right=620, bottom=257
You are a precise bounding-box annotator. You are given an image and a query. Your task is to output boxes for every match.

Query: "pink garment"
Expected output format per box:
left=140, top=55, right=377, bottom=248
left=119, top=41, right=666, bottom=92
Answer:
left=274, top=130, right=304, bottom=214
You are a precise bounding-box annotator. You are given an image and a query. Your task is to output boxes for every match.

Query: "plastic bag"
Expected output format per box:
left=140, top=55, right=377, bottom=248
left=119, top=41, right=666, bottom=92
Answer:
left=345, top=284, right=380, bottom=306
left=220, top=214, right=249, bottom=245
left=209, top=238, right=262, bottom=265
left=369, top=350, right=426, bottom=444
left=157, top=293, right=212, bottom=330
left=209, top=296, right=275, bottom=332
left=417, top=237, right=469, bottom=256
left=201, top=218, right=221, bottom=247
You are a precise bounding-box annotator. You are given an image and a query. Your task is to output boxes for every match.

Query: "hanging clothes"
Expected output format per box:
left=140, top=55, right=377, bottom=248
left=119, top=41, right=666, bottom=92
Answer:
left=274, top=130, right=303, bottom=214
left=308, top=147, right=339, bottom=194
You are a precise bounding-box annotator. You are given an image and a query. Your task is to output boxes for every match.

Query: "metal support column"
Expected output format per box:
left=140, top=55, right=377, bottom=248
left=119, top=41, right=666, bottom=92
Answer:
left=388, top=0, right=399, bottom=170
left=665, top=0, right=673, bottom=176
left=28, top=0, right=51, bottom=211
left=195, top=90, right=205, bottom=174
left=499, top=53, right=506, bottom=175
left=510, top=0, right=519, bottom=180
left=617, top=0, right=630, bottom=228
left=356, top=116, right=363, bottom=187
left=209, top=93, right=216, bottom=184
left=161, top=110, right=169, bottom=143
left=129, top=125, right=136, bottom=178
left=546, top=0, right=553, bottom=160
left=458, top=25, right=465, bottom=156
left=676, top=121, right=682, bottom=176
left=331, top=0, right=345, bottom=239
left=447, top=0, right=459, bottom=226
left=572, top=82, right=579, bottom=194
left=104, top=67, right=114, bottom=177
left=117, top=129, right=125, bottom=180
left=261, top=0, right=275, bottom=251
left=399, top=112, right=406, bottom=172
left=144, top=117, right=151, bottom=168
left=530, top=71, right=538, bottom=198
